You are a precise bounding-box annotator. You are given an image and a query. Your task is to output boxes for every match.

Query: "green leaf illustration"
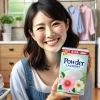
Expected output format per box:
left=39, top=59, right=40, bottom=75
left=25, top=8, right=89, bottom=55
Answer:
left=72, top=88, right=76, bottom=92
left=80, top=75, right=86, bottom=83
left=61, top=72, right=65, bottom=77
left=58, top=85, right=62, bottom=90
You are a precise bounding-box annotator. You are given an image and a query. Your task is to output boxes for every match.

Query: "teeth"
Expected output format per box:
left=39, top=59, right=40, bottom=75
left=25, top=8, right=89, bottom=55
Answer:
left=47, top=39, right=58, bottom=45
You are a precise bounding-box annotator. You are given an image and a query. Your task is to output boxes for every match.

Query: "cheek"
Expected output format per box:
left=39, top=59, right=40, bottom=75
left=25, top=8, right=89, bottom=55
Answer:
left=34, top=32, right=45, bottom=42
left=56, top=24, right=67, bottom=35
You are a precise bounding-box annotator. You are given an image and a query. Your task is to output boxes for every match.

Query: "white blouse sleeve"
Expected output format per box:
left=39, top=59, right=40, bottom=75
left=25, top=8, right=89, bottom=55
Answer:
left=10, top=60, right=29, bottom=100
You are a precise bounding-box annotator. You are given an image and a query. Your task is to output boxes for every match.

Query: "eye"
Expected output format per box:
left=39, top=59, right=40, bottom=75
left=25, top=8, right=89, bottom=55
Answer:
left=52, top=22, right=60, bottom=26
left=37, top=27, right=44, bottom=31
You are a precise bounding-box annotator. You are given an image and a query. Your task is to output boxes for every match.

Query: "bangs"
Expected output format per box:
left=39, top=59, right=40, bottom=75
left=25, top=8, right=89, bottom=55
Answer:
left=38, top=2, right=67, bottom=21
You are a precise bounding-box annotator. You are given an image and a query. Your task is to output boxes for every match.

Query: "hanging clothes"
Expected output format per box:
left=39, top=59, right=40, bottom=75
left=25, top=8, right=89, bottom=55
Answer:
left=67, top=6, right=85, bottom=36
left=79, top=5, right=95, bottom=41
left=90, top=6, right=97, bottom=28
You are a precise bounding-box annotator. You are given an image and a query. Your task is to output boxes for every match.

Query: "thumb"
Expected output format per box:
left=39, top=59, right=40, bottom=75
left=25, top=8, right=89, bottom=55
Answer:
left=51, top=78, right=58, bottom=94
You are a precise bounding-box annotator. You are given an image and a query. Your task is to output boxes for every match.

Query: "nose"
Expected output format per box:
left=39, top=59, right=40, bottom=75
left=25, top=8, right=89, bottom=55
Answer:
left=46, top=26, right=55, bottom=38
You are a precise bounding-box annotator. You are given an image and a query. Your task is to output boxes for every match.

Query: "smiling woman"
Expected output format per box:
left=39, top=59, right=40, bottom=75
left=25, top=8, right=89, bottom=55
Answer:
left=29, top=11, right=68, bottom=53
left=9, top=0, right=92, bottom=100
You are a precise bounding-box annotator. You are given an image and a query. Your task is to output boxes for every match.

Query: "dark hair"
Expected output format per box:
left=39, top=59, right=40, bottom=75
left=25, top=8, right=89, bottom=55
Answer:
left=24, top=0, right=79, bottom=70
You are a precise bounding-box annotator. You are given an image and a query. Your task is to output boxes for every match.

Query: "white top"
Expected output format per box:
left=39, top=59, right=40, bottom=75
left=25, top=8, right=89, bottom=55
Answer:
left=10, top=61, right=51, bottom=100
left=32, top=68, right=51, bottom=93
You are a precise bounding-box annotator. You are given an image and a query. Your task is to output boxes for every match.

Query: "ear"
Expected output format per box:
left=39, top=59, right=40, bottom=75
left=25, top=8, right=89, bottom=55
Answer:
left=66, top=18, right=69, bottom=31
left=28, top=29, right=36, bottom=41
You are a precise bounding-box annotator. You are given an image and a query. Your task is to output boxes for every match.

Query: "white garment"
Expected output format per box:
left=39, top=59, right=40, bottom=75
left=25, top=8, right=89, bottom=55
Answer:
left=32, top=68, right=51, bottom=93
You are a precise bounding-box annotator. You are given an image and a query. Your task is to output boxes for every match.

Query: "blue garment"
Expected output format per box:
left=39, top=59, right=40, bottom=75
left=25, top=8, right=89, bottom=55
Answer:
left=21, top=58, right=70, bottom=100
left=67, top=6, right=85, bottom=35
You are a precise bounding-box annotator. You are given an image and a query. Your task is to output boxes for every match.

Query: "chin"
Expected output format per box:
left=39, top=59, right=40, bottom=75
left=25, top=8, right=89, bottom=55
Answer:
left=45, top=46, right=62, bottom=53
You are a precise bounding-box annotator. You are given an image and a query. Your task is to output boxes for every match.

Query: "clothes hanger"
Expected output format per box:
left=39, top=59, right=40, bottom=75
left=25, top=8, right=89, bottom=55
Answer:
left=69, top=0, right=73, bottom=7
left=90, top=0, right=94, bottom=8
left=80, top=0, right=85, bottom=7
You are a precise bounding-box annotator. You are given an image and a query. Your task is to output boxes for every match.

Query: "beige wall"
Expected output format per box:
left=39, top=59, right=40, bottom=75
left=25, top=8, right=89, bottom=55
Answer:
left=96, top=0, right=100, bottom=38
left=0, top=0, right=4, bottom=16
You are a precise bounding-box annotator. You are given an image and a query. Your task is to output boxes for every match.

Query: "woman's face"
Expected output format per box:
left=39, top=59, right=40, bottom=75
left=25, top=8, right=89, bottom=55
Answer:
left=31, top=11, right=69, bottom=53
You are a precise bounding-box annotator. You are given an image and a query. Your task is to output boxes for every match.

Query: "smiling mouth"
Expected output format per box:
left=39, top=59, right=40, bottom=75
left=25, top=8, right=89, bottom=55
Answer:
left=45, top=38, right=60, bottom=46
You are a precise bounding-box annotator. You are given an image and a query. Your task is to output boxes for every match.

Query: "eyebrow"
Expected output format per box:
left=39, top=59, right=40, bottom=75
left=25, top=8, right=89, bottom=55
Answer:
left=34, top=23, right=44, bottom=27
left=34, top=19, right=55, bottom=27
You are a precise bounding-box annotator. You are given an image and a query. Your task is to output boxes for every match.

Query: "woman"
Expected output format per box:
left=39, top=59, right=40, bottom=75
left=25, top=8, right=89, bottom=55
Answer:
left=10, top=0, right=92, bottom=100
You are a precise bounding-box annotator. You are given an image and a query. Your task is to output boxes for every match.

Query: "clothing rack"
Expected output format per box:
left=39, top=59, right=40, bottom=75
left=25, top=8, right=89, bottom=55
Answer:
left=59, top=0, right=97, bottom=41
left=59, top=0, right=97, bottom=2
left=59, top=0, right=97, bottom=9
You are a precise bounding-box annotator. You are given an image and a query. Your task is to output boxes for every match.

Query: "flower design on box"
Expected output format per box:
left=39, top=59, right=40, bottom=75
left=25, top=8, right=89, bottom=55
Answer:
left=74, top=80, right=84, bottom=92
left=61, top=76, right=75, bottom=90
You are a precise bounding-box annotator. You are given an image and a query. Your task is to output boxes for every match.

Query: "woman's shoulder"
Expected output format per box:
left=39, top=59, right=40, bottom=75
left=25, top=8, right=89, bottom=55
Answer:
left=11, top=58, right=26, bottom=77
left=10, top=58, right=28, bottom=90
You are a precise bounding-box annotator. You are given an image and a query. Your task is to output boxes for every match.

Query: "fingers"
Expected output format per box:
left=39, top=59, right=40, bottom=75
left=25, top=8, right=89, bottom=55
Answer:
left=57, top=92, right=80, bottom=98
left=88, top=54, right=91, bottom=68
left=87, top=54, right=91, bottom=77
left=50, top=78, right=81, bottom=100
left=71, top=97, right=79, bottom=100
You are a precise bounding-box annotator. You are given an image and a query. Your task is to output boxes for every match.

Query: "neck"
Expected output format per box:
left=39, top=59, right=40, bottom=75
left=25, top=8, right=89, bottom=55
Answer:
left=45, top=51, right=61, bottom=69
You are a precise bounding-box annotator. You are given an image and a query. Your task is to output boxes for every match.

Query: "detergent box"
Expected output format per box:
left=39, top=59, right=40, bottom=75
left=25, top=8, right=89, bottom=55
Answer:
left=57, top=47, right=89, bottom=95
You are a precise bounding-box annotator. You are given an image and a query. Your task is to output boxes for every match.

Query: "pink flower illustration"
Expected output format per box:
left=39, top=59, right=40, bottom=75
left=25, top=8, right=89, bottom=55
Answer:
left=61, top=76, right=75, bottom=90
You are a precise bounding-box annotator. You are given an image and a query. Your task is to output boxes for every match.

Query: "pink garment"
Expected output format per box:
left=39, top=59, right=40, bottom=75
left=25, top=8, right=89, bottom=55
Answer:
left=79, top=5, right=95, bottom=41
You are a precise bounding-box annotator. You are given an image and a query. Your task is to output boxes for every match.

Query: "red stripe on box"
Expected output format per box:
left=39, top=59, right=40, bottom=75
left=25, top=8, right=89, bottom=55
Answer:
left=62, top=49, right=89, bottom=55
